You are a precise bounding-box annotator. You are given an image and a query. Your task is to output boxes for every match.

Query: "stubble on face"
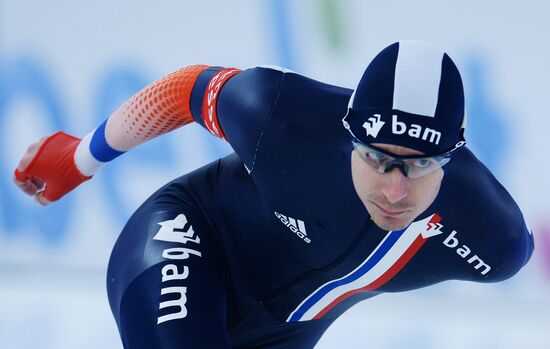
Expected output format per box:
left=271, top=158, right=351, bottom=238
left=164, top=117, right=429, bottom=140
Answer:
left=365, top=196, right=416, bottom=231
left=365, top=182, right=440, bottom=231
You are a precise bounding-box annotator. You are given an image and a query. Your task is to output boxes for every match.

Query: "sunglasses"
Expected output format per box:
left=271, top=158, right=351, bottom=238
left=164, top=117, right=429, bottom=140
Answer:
left=352, top=141, right=455, bottom=179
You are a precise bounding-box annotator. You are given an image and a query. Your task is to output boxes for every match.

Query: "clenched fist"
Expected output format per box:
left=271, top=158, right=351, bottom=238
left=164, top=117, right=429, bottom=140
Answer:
left=14, top=131, right=92, bottom=205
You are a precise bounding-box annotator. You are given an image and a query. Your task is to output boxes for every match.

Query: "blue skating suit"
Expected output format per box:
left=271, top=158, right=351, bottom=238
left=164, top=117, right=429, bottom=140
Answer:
left=106, top=66, right=534, bottom=348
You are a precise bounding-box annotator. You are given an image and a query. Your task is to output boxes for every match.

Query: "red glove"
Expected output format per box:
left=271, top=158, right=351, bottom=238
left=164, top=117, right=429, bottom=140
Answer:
left=14, top=131, right=92, bottom=205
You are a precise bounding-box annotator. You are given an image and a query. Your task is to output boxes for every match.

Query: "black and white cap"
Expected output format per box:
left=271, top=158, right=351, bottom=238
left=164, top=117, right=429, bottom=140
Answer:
left=343, top=41, right=467, bottom=155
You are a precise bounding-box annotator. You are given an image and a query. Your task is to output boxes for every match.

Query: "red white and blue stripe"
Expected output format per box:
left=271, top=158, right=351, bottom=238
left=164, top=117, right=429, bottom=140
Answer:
left=286, top=213, right=443, bottom=322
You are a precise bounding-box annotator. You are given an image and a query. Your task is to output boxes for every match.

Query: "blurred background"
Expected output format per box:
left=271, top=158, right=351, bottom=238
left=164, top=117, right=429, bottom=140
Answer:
left=0, top=0, right=549, bottom=348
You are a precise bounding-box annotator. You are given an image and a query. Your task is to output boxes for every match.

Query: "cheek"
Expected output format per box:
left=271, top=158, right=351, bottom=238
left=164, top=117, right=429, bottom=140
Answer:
left=351, top=152, right=380, bottom=197
left=408, top=170, right=443, bottom=207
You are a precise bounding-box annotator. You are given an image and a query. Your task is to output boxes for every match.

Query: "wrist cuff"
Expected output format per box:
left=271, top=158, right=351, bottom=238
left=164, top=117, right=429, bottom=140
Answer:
left=74, top=131, right=105, bottom=176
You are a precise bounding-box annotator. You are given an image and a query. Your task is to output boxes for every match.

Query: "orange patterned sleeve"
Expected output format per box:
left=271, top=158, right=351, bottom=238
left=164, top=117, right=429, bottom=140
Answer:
left=104, top=65, right=209, bottom=151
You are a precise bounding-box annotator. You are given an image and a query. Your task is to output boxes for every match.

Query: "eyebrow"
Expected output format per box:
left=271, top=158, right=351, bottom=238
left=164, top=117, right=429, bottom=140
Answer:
left=373, top=144, right=424, bottom=156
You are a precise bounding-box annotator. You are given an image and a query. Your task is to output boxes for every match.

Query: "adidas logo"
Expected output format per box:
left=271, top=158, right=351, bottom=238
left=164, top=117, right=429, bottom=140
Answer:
left=274, top=212, right=311, bottom=244
left=362, top=113, right=385, bottom=138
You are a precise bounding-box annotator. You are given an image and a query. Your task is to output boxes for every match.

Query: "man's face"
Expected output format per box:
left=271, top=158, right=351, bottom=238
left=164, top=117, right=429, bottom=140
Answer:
left=351, top=143, right=444, bottom=231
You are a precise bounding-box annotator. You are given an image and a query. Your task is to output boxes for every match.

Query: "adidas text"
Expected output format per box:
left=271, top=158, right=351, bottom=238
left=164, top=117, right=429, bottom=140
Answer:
left=275, top=212, right=312, bottom=244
